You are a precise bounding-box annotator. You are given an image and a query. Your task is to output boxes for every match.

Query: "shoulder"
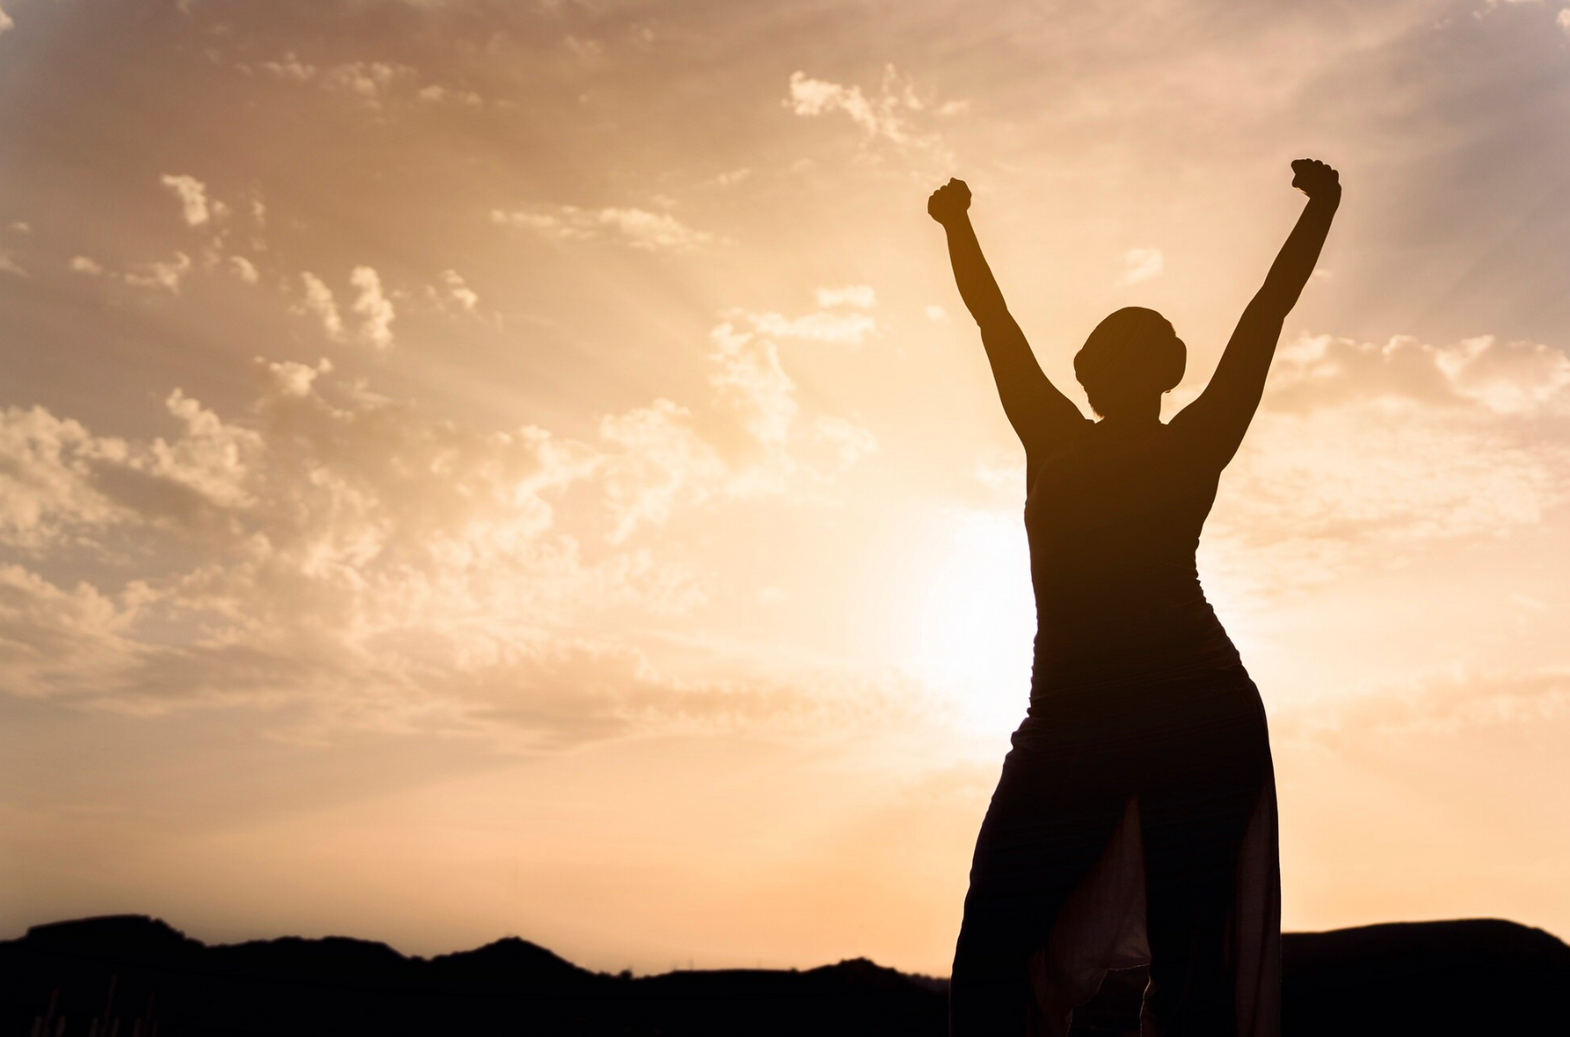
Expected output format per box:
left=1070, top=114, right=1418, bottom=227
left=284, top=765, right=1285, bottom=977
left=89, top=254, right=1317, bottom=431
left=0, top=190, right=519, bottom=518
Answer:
left=1025, top=415, right=1093, bottom=463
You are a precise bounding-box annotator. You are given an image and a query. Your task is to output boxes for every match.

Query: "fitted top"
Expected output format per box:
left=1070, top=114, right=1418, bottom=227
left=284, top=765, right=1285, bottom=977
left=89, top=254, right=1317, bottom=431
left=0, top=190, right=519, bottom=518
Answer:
left=1024, top=418, right=1241, bottom=696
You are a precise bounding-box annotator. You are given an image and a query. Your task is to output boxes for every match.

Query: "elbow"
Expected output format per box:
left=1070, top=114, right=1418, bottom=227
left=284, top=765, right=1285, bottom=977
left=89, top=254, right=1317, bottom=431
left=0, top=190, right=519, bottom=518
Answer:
left=1244, top=294, right=1290, bottom=327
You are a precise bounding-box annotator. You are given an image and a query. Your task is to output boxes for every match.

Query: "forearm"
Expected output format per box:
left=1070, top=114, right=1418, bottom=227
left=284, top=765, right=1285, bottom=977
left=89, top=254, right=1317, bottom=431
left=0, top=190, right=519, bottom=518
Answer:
left=944, top=216, right=1009, bottom=321
left=1252, top=195, right=1339, bottom=318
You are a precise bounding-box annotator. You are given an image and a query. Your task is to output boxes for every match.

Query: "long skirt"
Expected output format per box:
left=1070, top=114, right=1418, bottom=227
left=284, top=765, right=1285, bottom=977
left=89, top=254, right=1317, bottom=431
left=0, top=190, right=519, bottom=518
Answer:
left=949, top=663, right=1280, bottom=1037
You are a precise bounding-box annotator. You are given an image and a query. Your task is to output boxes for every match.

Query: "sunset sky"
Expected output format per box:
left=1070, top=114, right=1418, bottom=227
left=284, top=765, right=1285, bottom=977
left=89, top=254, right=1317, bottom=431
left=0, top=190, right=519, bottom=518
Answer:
left=2, top=0, right=1569, bottom=976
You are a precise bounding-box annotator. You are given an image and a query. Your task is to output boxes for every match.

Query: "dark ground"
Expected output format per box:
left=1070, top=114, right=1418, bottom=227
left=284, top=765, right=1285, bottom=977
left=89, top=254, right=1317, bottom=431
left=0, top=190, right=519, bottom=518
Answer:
left=2, top=915, right=1565, bottom=1035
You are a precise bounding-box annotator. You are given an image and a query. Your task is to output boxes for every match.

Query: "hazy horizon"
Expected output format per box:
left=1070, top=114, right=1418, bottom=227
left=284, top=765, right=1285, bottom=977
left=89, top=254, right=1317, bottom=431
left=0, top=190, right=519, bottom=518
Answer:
left=2, top=0, right=1569, bottom=977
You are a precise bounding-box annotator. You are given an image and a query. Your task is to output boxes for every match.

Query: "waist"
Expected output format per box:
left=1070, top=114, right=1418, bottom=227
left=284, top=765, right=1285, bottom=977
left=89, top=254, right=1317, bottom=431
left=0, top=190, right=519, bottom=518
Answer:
left=1028, top=601, right=1241, bottom=694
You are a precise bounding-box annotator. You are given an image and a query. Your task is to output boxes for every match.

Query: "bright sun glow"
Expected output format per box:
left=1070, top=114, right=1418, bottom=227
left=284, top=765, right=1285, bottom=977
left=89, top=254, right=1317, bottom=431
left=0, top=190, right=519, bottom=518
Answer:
left=900, top=508, right=1039, bottom=739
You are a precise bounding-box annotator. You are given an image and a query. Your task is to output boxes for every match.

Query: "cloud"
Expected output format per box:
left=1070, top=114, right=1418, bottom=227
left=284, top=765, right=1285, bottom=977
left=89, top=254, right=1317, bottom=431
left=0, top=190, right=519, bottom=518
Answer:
left=68, top=252, right=192, bottom=293
left=599, top=399, right=728, bottom=544
left=590, top=315, right=879, bottom=542
left=258, top=53, right=316, bottom=83
left=0, top=295, right=878, bottom=747
left=1196, top=331, right=1570, bottom=604
left=1267, top=333, right=1570, bottom=416
left=974, top=452, right=1026, bottom=495
left=298, top=272, right=344, bottom=340
left=706, top=322, right=799, bottom=451
left=229, top=256, right=260, bottom=284
left=740, top=309, right=878, bottom=346
left=722, top=289, right=882, bottom=348
left=437, top=269, right=478, bottom=311
left=1560, top=8, right=1570, bottom=33
left=350, top=265, right=395, bottom=349
left=0, top=365, right=619, bottom=725
left=160, top=174, right=211, bottom=226
left=123, top=252, right=192, bottom=293
left=1117, top=247, right=1164, bottom=285
left=321, top=61, right=410, bottom=104
left=257, top=56, right=478, bottom=111
left=0, top=250, right=25, bottom=278
left=491, top=205, right=716, bottom=253
left=298, top=268, right=397, bottom=347
left=562, top=34, right=606, bottom=64
left=0, top=406, right=130, bottom=550
left=788, top=72, right=885, bottom=133
left=808, top=415, right=879, bottom=471
left=785, top=65, right=953, bottom=160
left=925, top=304, right=948, bottom=322
left=815, top=284, right=876, bottom=309
left=1218, top=408, right=1561, bottom=548
left=417, top=84, right=483, bottom=106
left=1279, top=665, right=1570, bottom=746
left=0, top=5, right=12, bottom=36
left=702, top=167, right=752, bottom=188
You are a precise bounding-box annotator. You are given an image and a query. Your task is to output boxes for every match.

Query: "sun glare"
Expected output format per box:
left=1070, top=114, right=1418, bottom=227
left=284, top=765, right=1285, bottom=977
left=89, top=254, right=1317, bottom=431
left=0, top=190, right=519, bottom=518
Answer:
left=900, top=508, right=1038, bottom=740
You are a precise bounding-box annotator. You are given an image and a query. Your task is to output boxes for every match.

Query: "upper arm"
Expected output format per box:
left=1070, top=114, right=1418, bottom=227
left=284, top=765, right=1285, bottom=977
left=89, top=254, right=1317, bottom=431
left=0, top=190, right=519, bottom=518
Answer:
left=1170, top=187, right=1338, bottom=470
left=976, top=310, right=1088, bottom=457
left=1169, top=299, right=1284, bottom=469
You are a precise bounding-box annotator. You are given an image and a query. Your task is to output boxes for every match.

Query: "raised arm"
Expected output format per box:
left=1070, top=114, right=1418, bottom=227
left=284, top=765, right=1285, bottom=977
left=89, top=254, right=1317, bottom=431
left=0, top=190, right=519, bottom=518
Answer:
left=927, top=179, right=1085, bottom=457
left=1173, top=159, right=1341, bottom=467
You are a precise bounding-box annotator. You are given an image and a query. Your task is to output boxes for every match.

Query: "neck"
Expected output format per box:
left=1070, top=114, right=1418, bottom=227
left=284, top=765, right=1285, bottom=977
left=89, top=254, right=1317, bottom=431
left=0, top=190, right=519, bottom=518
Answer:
left=1097, top=400, right=1162, bottom=428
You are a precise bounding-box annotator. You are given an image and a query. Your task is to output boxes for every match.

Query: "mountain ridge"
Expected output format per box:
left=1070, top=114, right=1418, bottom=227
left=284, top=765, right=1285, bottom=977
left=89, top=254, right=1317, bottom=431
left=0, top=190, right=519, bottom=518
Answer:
left=4, top=913, right=1566, bottom=1035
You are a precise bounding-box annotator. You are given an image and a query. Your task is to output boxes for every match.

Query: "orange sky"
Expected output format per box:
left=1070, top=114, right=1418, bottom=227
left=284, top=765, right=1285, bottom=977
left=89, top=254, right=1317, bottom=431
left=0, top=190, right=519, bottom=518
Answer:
left=1, top=0, right=1569, bottom=976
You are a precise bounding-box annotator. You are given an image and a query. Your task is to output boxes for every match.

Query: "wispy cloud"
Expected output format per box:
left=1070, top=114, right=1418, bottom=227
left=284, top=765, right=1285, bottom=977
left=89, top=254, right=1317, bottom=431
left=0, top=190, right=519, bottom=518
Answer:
left=416, top=84, right=483, bottom=107
left=69, top=252, right=193, bottom=293
left=228, top=255, right=260, bottom=284
left=257, top=52, right=316, bottom=83
left=297, top=272, right=344, bottom=340
left=254, top=55, right=483, bottom=110
left=815, top=284, right=876, bottom=309
left=1117, top=246, right=1164, bottom=285
left=123, top=252, right=193, bottom=293
left=436, top=269, right=478, bottom=311
left=740, top=309, right=878, bottom=346
left=1268, top=333, right=1570, bottom=416
left=786, top=65, right=955, bottom=158
left=1280, top=665, right=1570, bottom=745
left=0, top=281, right=877, bottom=747
left=491, top=205, right=717, bottom=253
left=161, top=174, right=212, bottom=226
left=350, top=266, right=395, bottom=349
left=297, top=268, right=396, bottom=348
left=1199, top=331, right=1570, bottom=606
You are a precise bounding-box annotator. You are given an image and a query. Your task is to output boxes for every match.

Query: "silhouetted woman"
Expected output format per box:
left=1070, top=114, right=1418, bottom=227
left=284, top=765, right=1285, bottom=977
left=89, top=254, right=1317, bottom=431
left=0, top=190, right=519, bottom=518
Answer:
left=929, top=159, right=1340, bottom=1036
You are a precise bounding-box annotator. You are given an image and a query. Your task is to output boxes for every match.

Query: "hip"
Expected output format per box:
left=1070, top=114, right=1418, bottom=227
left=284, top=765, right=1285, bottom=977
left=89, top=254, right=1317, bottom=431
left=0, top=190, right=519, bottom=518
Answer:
left=1012, top=659, right=1269, bottom=760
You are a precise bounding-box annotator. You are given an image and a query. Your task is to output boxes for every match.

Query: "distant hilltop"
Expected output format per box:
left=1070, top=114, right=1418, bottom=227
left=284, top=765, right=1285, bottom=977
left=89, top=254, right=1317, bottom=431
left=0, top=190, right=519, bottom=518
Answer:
left=1, top=914, right=1565, bottom=1036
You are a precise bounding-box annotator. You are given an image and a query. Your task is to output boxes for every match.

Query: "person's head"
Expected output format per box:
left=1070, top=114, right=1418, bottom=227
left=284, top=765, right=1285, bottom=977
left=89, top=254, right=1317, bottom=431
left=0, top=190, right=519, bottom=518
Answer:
left=1073, top=306, right=1186, bottom=419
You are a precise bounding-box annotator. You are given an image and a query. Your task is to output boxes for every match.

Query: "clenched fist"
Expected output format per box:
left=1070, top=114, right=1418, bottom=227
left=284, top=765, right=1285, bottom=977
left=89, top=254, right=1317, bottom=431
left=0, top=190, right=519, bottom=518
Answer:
left=1290, top=158, right=1340, bottom=203
left=927, top=178, right=972, bottom=226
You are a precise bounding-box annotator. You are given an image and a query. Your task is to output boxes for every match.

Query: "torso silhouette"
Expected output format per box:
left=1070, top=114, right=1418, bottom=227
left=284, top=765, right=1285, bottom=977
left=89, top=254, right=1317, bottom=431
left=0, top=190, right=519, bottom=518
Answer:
left=1025, top=417, right=1241, bottom=695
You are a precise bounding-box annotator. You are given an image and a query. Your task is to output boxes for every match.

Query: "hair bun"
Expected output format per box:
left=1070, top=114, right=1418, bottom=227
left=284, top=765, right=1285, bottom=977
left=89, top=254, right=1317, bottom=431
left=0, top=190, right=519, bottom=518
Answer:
left=1074, top=307, right=1186, bottom=412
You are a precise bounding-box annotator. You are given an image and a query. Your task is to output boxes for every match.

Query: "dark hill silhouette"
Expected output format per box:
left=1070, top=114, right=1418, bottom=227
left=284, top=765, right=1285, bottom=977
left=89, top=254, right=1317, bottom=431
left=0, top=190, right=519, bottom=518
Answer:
left=1, top=914, right=1565, bottom=1035
left=424, top=935, right=598, bottom=990
left=1281, top=918, right=1570, bottom=1037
